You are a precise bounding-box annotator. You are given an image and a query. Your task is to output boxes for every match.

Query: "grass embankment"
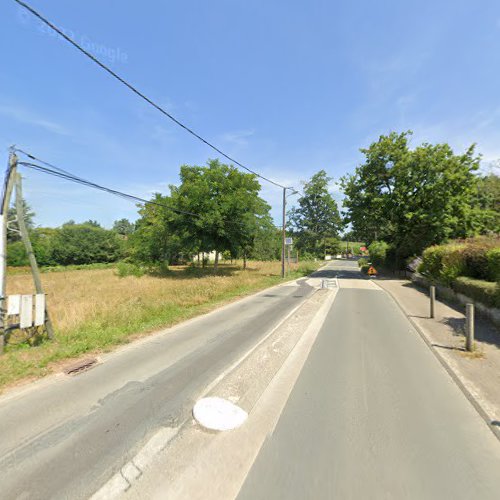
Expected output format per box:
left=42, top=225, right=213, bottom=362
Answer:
left=0, top=260, right=320, bottom=392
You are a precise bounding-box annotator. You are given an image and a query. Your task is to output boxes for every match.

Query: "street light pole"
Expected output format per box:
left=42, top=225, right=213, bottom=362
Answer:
left=281, top=187, right=286, bottom=279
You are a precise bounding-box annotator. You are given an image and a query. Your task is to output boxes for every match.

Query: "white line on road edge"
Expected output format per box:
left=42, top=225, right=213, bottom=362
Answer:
left=91, top=287, right=323, bottom=500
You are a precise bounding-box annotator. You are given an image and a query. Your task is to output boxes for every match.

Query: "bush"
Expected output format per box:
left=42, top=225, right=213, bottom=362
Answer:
left=7, top=241, right=29, bottom=266
left=360, top=264, right=370, bottom=274
left=440, top=244, right=467, bottom=284
left=419, top=245, right=446, bottom=279
left=368, top=241, right=389, bottom=266
left=452, top=277, right=500, bottom=308
left=358, top=257, right=369, bottom=267
left=115, top=262, right=145, bottom=278
left=419, top=244, right=467, bottom=284
left=487, top=248, right=500, bottom=282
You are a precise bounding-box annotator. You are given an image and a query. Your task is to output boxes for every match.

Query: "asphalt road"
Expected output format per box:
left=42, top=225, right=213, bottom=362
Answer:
left=0, top=272, right=318, bottom=500
left=237, top=260, right=500, bottom=500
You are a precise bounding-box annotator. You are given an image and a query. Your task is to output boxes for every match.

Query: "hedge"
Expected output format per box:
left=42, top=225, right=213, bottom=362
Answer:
left=452, top=277, right=500, bottom=308
left=419, top=244, right=467, bottom=285
left=487, top=248, right=500, bottom=282
left=419, top=238, right=500, bottom=284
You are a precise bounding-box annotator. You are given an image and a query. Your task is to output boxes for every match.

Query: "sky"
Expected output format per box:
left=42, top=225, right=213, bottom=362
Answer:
left=0, top=0, right=500, bottom=228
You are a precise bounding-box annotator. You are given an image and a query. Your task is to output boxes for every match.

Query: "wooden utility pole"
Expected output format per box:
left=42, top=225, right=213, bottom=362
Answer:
left=15, top=173, right=54, bottom=339
left=0, top=153, right=18, bottom=353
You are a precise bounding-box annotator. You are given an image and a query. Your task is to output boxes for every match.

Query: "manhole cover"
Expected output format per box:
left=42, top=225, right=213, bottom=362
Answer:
left=193, top=397, right=248, bottom=431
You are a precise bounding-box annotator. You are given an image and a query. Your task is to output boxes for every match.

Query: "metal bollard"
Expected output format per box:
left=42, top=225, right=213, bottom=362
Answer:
left=430, top=286, right=436, bottom=319
left=466, top=303, right=474, bottom=352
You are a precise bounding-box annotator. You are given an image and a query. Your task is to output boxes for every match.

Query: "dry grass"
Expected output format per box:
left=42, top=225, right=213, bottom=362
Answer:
left=0, top=260, right=319, bottom=392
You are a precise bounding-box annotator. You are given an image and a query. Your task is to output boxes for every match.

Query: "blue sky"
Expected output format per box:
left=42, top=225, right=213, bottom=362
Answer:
left=1, top=0, right=499, bottom=228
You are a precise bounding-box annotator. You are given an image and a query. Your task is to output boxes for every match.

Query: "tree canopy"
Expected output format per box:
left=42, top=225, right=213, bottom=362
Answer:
left=341, top=131, right=493, bottom=262
left=288, top=170, right=342, bottom=257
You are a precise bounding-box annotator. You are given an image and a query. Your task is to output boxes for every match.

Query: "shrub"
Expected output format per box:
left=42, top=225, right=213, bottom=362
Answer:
left=486, top=248, right=500, bottom=282
left=7, top=241, right=29, bottom=266
left=419, top=244, right=466, bottom=284
left=115, top=262, right=145, bottom=278
left=440, top=244, right=467, bottom=284
left=452, top=277, right=500, bottom=308
left=360, top=264, right=370, bottom=274
left=368, top=241, right=389, bottom=266
left=358, top=257, right=369, bottom=268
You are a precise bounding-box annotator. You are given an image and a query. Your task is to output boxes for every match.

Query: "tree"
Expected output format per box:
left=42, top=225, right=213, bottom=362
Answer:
left=288, top=170, right=342, bottom=257
left=127, top=194, right=185, bottom=265
left=113, top=218, right=135, bottom=236
left=7, top=198, right=35, bottom=243
left=341, top=131, right=483, bottom=264
left=169, top=160, right=271, bottom=271
left=474, top=173, right=500, bottom=234
left=50, top=224, right=123, bottom=265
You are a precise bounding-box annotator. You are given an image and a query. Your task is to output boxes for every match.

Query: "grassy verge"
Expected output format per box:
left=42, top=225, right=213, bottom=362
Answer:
left=0, top=260, right=321, bottom=392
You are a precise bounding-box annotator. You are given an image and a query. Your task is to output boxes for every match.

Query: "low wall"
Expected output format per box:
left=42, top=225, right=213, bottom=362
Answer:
left=412, top=274, right=500, bottom=328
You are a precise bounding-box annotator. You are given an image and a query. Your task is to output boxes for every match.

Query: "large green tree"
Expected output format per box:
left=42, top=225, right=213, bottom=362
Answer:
left=341, top=131, right=485, bottom=262
left=170, top=160, right=271, bottom=270
left=288, top=170, right=342, bottom=257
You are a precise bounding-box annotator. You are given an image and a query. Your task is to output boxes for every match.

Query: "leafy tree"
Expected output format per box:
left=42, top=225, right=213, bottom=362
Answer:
left=7, top=198, right=35, bottom=243
left=82, top=219, right=101, bottom=228
left=341, top=131, right=483, bottom=264
left=288, top=170, right=342, bottom=257
left=169, top=160, right=271, bottom=271
left=50, top=224, right=123, bottom=265
left=127, top=194, right=185, bottom=265
left=248, top=223, right=282, bottom=261
left=474, top=173, right=500, bottom=234
left=113, top=218, right=135, bottom=236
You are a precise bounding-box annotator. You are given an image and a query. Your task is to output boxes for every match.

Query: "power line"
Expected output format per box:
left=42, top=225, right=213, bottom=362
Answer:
left=18, top=161, right=202, bottom=218
left=13, top=0, right=288, bottom=190
left=14, top=150, right=282, bottom=231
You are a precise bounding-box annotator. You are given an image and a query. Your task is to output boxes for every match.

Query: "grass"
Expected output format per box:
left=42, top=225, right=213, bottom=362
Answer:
left=0, top=260, right=320, bottom=392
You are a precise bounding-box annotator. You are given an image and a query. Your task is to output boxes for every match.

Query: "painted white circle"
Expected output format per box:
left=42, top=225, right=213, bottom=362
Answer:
left=193, top=397, right=248, bottom=431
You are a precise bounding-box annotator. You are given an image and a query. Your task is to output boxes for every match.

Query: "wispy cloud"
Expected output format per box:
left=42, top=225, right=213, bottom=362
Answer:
left=0, top=104, right=70, bottom=136
left=220, top=129, right=255, bottom=147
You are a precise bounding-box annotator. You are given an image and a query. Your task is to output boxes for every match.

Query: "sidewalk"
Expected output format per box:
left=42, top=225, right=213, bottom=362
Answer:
left=376, top=278, right=500, bottom=428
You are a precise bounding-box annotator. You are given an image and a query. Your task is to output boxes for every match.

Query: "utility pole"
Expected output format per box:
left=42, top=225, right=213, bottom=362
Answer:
left=0, top=152, right=18, bottom=353
left=281, top=187, right=286, bottom=279
left=15, top=173, right=54, bottom=339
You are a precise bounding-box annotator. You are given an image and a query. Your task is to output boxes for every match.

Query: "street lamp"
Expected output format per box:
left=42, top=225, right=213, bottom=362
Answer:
left=282, top=188, right=299, bottom=279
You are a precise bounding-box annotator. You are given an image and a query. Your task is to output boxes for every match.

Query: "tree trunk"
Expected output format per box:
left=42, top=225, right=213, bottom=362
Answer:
left=214, top=251, right=219, bottom=272
left=202, top=252, right=205, bottom=268
left=197, top=253, right=200, bottom=267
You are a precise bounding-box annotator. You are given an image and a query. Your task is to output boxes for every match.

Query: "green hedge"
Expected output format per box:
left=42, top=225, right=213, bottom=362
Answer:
left=452, top=277, right=500, bottom=308
left=487, top=248, right=500, bottom=282
left=419, top=238, right=500, bottom=284
left=419, top=244, right=467, bottom=284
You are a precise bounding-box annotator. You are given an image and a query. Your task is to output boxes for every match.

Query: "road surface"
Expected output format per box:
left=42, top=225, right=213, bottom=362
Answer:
left=237, top=260, right=500, bottom=499
left=0, top=272, right=318, bottom=500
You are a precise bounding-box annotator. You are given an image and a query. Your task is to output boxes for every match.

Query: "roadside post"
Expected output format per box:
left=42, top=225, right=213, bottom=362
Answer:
left=430, top=286, right=436, bottom=319
left=466, top=303, right=474, bottom=352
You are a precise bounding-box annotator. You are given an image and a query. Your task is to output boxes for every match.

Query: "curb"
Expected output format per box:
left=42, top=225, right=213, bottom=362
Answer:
left=372, top=279, right=500, bottom=443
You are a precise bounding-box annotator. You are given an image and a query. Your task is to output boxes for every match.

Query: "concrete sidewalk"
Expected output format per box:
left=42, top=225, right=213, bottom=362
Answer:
left=375, top=278, right=500, bottom=429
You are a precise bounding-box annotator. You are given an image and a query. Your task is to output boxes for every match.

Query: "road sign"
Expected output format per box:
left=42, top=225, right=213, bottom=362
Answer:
left=285, top=237, right=293, bottom=245
left=367, top=266, right=377, bottom=276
